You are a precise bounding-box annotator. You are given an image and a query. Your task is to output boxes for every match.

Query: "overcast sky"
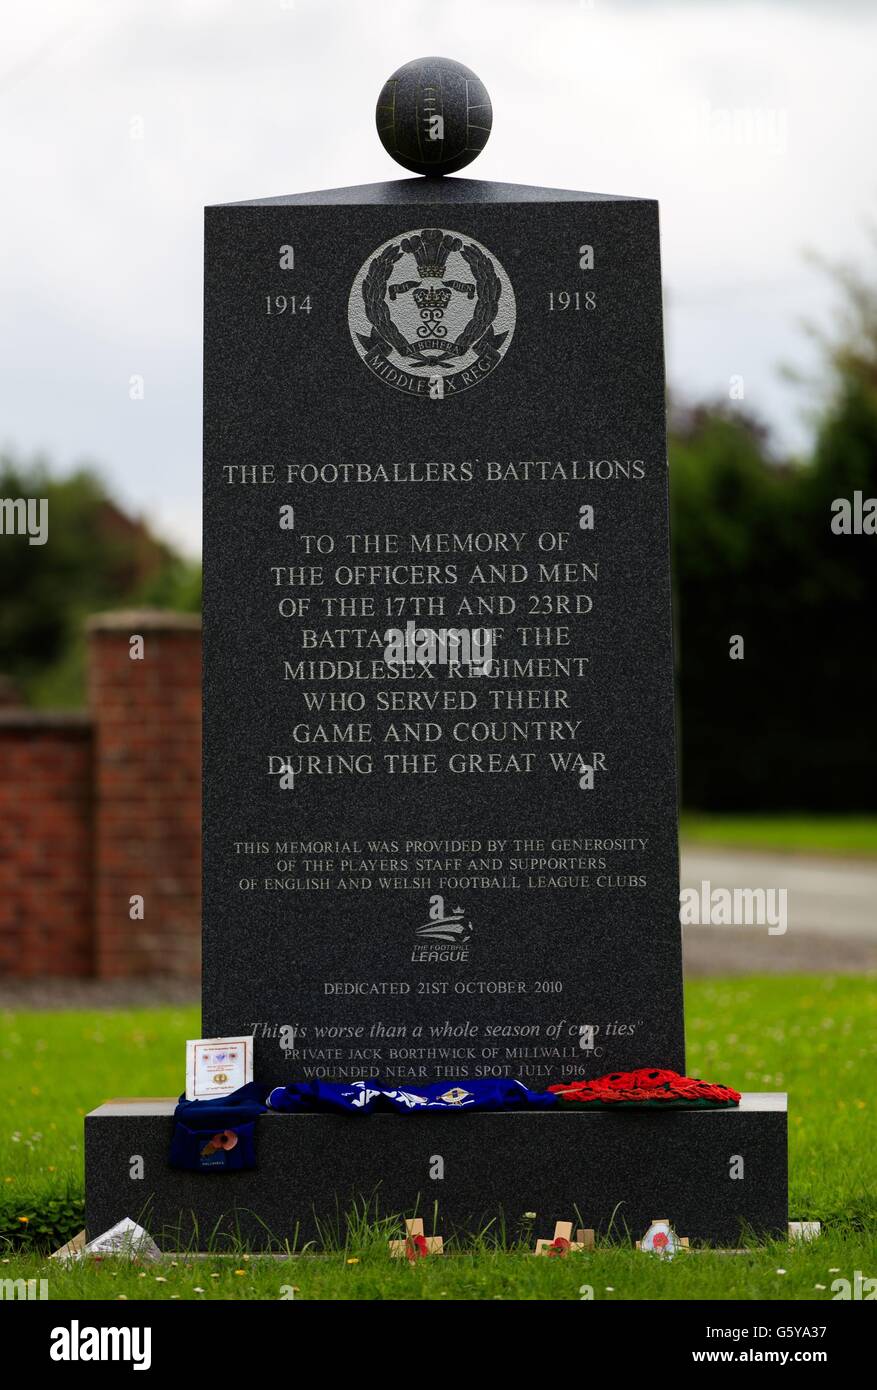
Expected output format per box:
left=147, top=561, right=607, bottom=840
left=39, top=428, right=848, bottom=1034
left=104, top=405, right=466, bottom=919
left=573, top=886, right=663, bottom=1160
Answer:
left=1, top=0, right=875, bottom=554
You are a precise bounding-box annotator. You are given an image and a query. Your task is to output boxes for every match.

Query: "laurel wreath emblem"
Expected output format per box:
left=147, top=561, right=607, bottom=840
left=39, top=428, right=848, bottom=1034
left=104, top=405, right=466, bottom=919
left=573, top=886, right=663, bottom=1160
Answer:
left=359, top=239, right=505, bottom=368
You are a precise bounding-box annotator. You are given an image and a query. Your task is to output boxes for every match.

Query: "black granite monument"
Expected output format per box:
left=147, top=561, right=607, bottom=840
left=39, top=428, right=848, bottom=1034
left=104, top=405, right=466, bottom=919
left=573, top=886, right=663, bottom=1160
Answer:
left=86, top=57, right=788, bottom=1247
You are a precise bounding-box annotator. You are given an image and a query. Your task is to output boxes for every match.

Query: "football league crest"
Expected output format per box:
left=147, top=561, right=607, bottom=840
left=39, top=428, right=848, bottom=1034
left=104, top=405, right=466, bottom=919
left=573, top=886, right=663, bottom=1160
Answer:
left=348, top=227, right=516, bottom=397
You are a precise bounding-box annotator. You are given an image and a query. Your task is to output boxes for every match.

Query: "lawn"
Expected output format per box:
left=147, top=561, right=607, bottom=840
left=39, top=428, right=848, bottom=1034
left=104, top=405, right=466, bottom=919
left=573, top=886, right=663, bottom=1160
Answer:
left=2, top=975, right=875, bottom=1299
left=680, top=814, right=877, bottom=857
left=5, top=1226, right=876, bottom=1302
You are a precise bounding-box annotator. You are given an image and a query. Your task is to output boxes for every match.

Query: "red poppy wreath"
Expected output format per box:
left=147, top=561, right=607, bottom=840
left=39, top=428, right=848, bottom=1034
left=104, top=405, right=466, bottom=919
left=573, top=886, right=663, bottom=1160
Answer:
left=548, top=1068, right=741, bottom=1108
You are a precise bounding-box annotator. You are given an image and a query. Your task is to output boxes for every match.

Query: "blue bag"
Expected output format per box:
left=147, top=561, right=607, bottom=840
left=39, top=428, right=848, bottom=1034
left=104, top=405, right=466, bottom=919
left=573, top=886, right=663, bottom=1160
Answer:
left=170, top=1082, right=266, bottom=1171
left=170, top=1118, right=257, bottom=1172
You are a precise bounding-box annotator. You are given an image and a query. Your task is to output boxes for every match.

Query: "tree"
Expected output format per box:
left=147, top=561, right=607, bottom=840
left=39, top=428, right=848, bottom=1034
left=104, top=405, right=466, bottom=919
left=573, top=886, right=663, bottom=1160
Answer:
left=0, top=454, right=199, bottom=707
left=670, top=249, right=877, bottom=810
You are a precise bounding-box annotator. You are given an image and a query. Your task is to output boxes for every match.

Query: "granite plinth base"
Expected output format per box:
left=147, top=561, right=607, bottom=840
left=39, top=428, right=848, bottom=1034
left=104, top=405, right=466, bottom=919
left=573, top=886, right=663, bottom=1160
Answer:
left=85, top=1094, right=787, bottom=1249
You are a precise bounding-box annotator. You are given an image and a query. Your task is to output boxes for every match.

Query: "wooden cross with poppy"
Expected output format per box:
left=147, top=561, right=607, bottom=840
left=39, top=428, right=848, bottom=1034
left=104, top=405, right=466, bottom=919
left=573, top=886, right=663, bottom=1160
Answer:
left=389, top=1218, right=444, bottom=1260
left=534, top=1220, right=595, bottom=1256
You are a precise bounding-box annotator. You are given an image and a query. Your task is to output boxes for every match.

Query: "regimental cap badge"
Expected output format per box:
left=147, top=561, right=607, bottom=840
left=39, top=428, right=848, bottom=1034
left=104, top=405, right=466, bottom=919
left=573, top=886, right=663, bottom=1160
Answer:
left=348, top=226, right=515, bottom=398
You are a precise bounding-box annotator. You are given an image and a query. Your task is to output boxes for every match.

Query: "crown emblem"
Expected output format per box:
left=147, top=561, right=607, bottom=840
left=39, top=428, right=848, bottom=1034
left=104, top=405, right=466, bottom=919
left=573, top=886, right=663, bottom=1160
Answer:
left=413, top=285, right=451, bottom=311
left=400, top=228, right=462, bottom=278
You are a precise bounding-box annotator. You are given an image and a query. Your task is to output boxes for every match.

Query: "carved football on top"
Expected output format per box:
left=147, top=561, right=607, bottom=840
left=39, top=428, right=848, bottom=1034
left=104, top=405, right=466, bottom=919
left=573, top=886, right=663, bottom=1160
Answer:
left=376, top=56, right=492, bottom=177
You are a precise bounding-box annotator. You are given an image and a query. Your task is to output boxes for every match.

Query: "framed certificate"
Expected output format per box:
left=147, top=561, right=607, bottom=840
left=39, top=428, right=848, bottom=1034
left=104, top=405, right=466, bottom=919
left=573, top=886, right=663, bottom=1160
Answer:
left=185, top=1036, right=253, bottom=1100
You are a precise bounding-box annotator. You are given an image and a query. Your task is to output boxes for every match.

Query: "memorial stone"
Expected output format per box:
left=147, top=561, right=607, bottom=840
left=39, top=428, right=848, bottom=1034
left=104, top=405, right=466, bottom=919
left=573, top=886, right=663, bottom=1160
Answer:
left=85, top=60, right=788, bottom=1247
left=201, top=55, right=685, bottom=1087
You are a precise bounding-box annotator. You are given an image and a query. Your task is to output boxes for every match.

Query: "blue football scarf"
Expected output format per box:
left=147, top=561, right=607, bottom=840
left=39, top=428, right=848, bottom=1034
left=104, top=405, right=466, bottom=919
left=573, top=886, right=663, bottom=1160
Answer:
left=170, top=1078, right=555, bottom=1172
left=266, top=1077, right=557, bottom=1114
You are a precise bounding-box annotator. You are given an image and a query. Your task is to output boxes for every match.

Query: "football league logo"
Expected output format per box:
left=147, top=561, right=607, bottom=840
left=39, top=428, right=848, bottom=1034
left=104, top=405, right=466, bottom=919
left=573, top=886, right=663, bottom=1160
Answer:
left=416, top=894, right=472, bottom=944
left=348, top=227, right=516, bottom=397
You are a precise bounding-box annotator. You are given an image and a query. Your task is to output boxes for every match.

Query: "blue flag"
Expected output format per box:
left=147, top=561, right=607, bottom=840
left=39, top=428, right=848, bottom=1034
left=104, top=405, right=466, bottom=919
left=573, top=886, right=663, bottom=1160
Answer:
left=265, top=1078, right=557, bottom=1114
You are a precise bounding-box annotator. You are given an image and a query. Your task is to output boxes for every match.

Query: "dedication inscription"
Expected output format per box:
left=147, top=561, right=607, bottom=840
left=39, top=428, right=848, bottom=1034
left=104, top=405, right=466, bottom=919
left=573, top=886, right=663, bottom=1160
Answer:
left=202, top=178, right=684, bottom=1086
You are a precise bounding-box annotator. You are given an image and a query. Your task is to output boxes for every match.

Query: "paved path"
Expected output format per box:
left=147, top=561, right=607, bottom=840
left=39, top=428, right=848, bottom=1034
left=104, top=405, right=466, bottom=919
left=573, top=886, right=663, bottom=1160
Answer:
left=681, top=847, right=877, bottom=975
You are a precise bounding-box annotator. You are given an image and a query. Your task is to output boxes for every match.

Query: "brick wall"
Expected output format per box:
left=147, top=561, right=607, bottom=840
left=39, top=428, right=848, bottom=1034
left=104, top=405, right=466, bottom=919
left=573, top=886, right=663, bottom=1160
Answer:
left=0, top=610, right=202, bottom=979
left=0, top=714, right=94, bottom=977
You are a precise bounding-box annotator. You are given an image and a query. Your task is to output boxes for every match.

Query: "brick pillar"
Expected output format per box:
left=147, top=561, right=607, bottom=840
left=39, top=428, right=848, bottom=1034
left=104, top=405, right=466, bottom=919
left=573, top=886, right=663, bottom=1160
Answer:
left=88, top=610, right=201, bottom=978
left=0, top=712, right=94, bottom=977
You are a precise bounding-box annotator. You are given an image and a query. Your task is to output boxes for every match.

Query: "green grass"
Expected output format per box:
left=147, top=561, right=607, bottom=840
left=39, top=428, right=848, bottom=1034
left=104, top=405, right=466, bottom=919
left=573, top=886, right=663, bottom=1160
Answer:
left=680, top=814, right=877, bottom=857
left=1, top=1007, right=190, bottom=1206
left=5, top=1226, right=877, bottom=1301
left=1, top=977, right=875, bottom=1299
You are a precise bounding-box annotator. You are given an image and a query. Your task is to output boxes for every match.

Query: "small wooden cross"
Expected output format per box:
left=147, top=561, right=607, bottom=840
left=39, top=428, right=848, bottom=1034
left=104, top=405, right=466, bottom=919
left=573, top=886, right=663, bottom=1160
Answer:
left=534, top=1220, right=595, bottom=1256
left=389, top=1217, right=444, bottom=1260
